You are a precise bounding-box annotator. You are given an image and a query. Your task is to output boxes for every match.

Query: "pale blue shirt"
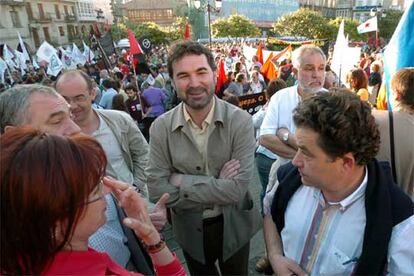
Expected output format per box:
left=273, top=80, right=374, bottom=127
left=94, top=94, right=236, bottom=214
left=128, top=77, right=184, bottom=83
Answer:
left=279, top=169, right=414, bottom=275
left=99, top=88, right=117, bottom=109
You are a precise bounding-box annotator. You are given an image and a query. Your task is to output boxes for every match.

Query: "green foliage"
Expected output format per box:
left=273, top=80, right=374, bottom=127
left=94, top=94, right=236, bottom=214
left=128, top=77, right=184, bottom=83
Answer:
left=135, top=22, right=168, bottom=44
left=163, top=17, right=188, bottom=42
left=111, top=21, right=168, bottom=44
left=272, top=8, right=335, bottom=40
left=212, top=14, right=261, bottom=38
left=328, top=18, right=365, bottom=41
left=378, top=9, right=403, bottom=40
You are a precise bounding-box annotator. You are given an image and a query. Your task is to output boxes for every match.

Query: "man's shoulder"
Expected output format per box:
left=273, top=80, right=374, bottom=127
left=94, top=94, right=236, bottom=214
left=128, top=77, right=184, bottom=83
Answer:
left=216, top=98, right=251, bottom=122
left=96, top=109, right=132, bottom=122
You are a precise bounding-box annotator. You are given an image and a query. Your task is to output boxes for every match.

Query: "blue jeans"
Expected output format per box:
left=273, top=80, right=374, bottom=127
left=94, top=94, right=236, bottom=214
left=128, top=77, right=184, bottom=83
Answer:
left=255, top=153, right=275, bottom=213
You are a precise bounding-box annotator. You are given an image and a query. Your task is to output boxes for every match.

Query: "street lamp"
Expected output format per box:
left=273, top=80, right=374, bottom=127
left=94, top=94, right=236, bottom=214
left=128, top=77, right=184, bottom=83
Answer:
left=193, top=0, right=222, bottom=47
left=369, top=7, right=386, bottom=48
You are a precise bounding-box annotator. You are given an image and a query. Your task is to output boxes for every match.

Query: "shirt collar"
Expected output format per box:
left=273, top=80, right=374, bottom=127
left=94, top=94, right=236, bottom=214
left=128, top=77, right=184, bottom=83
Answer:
left=183, top=97, right=216, bottom=130
left=314, top=166, right=368, bottom=211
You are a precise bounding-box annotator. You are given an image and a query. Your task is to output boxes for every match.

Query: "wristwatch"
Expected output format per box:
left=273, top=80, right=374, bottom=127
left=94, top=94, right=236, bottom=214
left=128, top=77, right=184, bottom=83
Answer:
left=282, top=131, right=289, bottom=143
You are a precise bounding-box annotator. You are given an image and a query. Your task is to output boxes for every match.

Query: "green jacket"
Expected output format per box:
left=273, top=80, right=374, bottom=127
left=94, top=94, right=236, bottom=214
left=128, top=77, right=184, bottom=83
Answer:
left=147, top=98, right=261, bottom=263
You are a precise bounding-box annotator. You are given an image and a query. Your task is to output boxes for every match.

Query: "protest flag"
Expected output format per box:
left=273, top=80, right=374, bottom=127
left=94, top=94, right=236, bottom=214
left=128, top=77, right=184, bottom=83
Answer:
left=271, top=45, right=292, bottom=64
left=331, top=20, right=349, bottom=85
left=3, top=44, right=17, bottom=69
left=357, top=16, right=378, bottom=34
left=261, top=53, right=277, bottom=81
left=377, top=0, right=414, bottom=110
left=17, top=32, right=30, bottom=61
left=128, top=29, right=150, bottom=74
left=256, top=41, right=264, bottom=65
left=36, top=41, right=57, bottom=63
left=72, top=43, right=87, bottom=65
left=46, top=53, right=63, bottom=77
left=83, top=41, right=95, bottom=64
left=215, top=58, right=226, bottom=95
left=184, top=22, right=191, bottom=40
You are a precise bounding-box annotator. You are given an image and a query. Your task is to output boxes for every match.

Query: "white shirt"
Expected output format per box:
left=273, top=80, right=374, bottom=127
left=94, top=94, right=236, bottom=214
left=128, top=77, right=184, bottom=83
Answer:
left=278, top=169, right=414, bottom=275
left=257, top=85, right=301, bottom=159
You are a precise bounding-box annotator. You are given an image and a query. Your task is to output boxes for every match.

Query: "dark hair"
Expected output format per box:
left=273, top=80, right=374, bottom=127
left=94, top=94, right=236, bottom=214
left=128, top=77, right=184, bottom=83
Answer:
left=0, top=127, right=107, bottom=274
left=112, top=94, right=128, bottom=112
left=265, top=78, right=287, bottom=100
left=350, top=69, right=368, bottom=91
left=235, top=73, right=245, bottom=83
left=293, top=89, right=380, bottom=165
left=391, top=67, right=414, bottom=110
left=102, top=78, right=115, bottom=89
left=55, top=70, right=93, bottom=92
left=167, top=41, right=216, bottom=78
left=125, top=83, right=138, bottom=92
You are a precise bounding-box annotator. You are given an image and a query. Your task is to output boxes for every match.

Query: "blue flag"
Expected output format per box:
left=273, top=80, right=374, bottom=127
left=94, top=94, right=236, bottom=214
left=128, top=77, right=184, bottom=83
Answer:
left=383, top=0, right=414, bottom=110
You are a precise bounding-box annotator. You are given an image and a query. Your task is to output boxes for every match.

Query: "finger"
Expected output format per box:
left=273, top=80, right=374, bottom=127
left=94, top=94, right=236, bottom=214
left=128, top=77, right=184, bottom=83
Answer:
left=103, top=176, right=129, bottom=191
left=154, top=193, right=170, bottom=208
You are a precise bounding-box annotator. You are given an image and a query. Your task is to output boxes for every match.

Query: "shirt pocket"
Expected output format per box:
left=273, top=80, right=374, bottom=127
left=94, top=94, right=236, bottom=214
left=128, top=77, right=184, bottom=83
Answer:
left=318, top=246, right=357, bottom=276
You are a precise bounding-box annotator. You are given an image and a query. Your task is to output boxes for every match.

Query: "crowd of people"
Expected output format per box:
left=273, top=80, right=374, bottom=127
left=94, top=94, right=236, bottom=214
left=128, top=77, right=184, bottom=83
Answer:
left=0, top=38, right=413, bottom=276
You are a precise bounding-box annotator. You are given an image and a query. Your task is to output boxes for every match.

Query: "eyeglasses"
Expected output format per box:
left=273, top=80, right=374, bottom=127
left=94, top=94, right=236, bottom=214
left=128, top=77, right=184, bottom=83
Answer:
left=84, top=179, right=105, bottom=205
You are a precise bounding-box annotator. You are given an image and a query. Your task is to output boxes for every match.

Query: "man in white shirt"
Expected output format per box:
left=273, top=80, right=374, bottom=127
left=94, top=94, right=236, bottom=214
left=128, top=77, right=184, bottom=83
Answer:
left=265, top=90, right=414, bottom=275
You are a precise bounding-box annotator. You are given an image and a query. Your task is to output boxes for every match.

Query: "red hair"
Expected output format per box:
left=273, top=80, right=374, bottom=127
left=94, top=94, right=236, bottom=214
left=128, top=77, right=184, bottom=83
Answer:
left=0, top=127, right=107, bottom=275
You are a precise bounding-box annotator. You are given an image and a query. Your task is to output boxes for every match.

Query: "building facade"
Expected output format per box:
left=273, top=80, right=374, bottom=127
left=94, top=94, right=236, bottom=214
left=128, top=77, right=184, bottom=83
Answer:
left=0, top=0, right=97, bottom=53
left=122, top=0, right=186, bottom=26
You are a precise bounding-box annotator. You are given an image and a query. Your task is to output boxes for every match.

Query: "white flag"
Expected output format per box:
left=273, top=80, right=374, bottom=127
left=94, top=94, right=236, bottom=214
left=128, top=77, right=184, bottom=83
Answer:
left=82, top=41, right=95, bottom=64
left=32, top=57, right=40, bottom=69
left=17, top=32, right=30, bottom=61
left=331, top=20, right=348, bottom=85
left=46, top=53, right=63, bottom=77
left=36, top=41, right=57, bottom=63
left=59, top=47, right=76, bottom=69
left=357, top=16, right=378, bottom=34
left=0, top=58, right=7, bottom=82
left=72, top=43, right=86, bottom=66
left=14, top=50, right=27, bottom=75
left=3, top=44, right=17, bottom=69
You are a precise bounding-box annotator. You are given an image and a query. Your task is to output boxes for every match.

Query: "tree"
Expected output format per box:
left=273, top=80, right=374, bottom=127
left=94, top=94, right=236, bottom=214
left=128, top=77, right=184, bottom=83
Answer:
left=378, top=9, right=403, bottom=40
left=328, top=18, right=365, bottom=41
left=135, top=22, right=168, bottom=44
left=163, top=17, right=188, bottom=42
left=272, top=8, right=335, bottom=40
left=212, top=14, right=261, bottom=38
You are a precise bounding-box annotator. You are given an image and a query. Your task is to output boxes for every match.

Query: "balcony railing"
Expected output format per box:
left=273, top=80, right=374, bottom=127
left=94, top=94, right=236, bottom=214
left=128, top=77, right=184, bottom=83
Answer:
left=65, top=14, right=76, bottom=22
left=0, top=0, right=25, bottom=6
left=31, top=13, right=53, bottom=23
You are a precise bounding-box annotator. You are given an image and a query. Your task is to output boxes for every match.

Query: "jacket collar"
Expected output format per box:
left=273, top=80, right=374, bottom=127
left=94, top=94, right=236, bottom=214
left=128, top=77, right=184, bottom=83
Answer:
left=171, top=96, right=225, bottom=132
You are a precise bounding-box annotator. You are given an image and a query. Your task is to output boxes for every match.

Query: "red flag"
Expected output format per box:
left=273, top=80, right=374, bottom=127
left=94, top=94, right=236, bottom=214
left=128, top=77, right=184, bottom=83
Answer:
left=256, top=41, right=264, bottom=65
left=127, top=29, right=150, bottom=74
left=215, top=59, right=226, bottom=94
left=271, top=45, right=292, bottom=64
left=184, top=23, right=191, bottom=40
left=128, top=29, right=143, bottom=56
left=261, top=53, right=278, bottom=81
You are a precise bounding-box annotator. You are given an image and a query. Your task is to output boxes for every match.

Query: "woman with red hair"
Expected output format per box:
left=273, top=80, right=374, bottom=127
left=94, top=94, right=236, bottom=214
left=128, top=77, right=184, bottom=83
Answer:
left=348, top=68, right=369, bottom=102
left=0, top=127, right=186, bottom=276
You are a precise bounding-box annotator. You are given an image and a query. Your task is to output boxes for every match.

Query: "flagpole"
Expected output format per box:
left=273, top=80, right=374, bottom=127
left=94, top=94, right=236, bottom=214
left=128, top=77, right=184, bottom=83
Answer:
left=94, top=35, right=112, bottom=70
left=132, top=62, right=145, bottom=118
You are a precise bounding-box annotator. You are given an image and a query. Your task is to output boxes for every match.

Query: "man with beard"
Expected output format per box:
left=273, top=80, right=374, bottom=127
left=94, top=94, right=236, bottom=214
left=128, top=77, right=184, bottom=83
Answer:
left=255, top=45, right=327, bottom=272
left=146, top=41, right=261, bottom=275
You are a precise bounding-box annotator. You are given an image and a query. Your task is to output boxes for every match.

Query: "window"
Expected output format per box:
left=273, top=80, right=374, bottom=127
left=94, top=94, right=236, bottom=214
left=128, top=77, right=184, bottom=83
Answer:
left=38, top=3, right=45, bottom=18
left=10, top=10, right=22, bottom=27
left=26, top=3, right=33, bottom=20
left=43, top=27, right=51, bottom=42
left=55, top=4, right=61, bottom=19
left=64, top=5, right=69, bottom=16
left=71, top=6, right=75, bottom=16
left=59, top=26, right=65, bottom=36
left=32, top=27, right=40, bottom=48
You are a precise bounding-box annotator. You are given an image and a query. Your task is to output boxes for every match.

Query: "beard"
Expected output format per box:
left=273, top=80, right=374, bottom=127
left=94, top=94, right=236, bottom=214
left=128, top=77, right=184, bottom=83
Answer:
left=299, top=81, right=324, bottom=94
left=181, top=86, right=214, bottom=110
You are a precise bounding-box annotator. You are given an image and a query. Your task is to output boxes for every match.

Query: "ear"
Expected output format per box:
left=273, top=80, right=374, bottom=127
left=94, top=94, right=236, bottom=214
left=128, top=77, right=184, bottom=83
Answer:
left=292, top=67, right=298, bottom=78
left=395, top=90, right=402, bottom=101
left=340, top=152, right=356, bottom=172
left=4, top=125, right=17, bottom=133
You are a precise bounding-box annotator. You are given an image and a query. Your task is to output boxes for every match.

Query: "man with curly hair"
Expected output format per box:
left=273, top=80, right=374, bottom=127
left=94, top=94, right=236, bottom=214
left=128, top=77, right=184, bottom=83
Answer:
left=265, top=90, right=414, bottom=275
